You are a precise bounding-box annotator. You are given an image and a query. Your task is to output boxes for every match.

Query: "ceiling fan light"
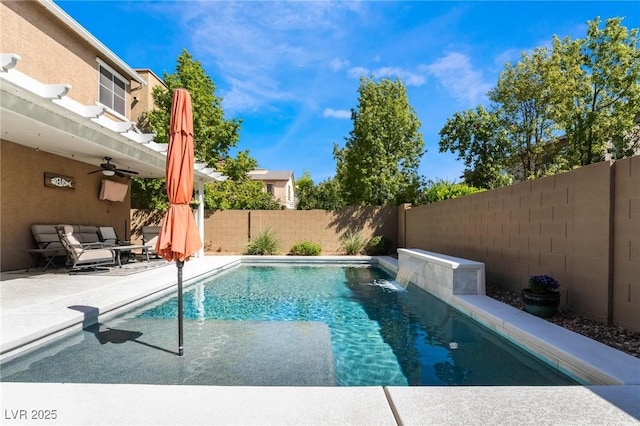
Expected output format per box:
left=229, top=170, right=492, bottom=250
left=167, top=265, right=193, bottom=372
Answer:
left=102, top=170, right=115, bottom=176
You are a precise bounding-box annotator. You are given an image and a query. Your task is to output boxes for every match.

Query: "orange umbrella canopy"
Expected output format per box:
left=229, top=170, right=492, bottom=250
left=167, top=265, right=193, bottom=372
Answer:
left=155, top=89, right=202, bottom=262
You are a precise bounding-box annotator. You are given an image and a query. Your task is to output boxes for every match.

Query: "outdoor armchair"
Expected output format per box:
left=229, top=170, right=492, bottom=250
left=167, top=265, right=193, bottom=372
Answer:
left=142, top=226, right=160, bottom=257
left=55, top=225, right=116, bottom=270
left=98, top=226, right=123, bottom=246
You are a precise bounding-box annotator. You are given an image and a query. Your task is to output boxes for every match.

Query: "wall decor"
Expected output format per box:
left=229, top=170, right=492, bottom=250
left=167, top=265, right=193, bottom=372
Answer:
left=44, top=172, right=75, bottom=190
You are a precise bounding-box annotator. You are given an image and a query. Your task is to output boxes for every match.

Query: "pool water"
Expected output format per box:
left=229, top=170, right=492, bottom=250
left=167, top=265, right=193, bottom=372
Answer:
left=1, top=265, right=578, bottom=386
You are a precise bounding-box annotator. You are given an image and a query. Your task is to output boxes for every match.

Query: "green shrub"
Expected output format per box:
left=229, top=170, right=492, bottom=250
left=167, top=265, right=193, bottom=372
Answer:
left=365, top=235, right=392, bottom=255
left=418, top=179, right=485, bottom=204
left=289, top=241, right=322, bottom=256
left=244, top=228, right=279, bottom=255
left=340, top=229, right=367, bottom=255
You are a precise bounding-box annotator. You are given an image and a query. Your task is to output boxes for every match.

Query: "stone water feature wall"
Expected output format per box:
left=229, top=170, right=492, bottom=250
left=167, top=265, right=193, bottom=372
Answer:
left=396, top=248, right=485, bottom=303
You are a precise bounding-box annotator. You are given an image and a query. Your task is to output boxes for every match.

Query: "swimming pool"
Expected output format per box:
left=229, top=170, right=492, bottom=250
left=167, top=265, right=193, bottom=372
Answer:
left=1, top=264, right=578, bottom=386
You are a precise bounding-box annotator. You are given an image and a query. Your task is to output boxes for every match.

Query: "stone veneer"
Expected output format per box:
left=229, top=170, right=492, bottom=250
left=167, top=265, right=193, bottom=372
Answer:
left=397, top=248, right=486, bottom=303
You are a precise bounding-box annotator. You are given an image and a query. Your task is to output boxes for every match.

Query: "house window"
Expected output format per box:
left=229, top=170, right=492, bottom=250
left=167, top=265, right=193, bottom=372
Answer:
left=98, top=61, right=126, bottom=116
left=266, top=183, right=275, bottom=195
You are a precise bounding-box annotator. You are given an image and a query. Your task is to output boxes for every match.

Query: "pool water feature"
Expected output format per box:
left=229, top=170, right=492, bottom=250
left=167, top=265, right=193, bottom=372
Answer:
left=395, top=256, right=421, bottom=289
left=1, top=265, right=578, bottom=386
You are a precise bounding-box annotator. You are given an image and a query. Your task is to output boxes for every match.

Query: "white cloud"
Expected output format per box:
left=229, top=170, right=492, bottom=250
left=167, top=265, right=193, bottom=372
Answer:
left=423, top=52, right=492, bottom=105
left=348, top=66, right=370, bottom=79
left=176, top=2, right=366, bottom=113
left=346, top=65, right=426, bottom=86
left=323, top=108, right=351, bottom=119
left=330, top=57, right=351, bottom=72
left=373, top=67, right=425, bottom=86
left=494, top=48, right=525, bottom=67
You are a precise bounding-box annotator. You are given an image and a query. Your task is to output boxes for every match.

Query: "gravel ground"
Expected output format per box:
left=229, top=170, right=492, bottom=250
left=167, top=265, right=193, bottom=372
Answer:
left=485, top=282, right=640, bottom=359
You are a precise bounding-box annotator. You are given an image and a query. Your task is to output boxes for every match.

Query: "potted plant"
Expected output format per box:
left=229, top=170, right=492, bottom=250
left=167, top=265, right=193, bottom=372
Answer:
left=521, top=275, right=560, bottom=318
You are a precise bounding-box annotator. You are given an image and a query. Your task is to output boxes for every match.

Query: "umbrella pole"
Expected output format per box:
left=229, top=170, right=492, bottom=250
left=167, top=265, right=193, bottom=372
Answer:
left=177, top=260, right=184, bottom=356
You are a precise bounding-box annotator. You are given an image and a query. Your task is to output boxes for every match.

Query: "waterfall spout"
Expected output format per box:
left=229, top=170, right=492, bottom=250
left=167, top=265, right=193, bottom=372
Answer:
left=395, top=256, right=421, bottom=289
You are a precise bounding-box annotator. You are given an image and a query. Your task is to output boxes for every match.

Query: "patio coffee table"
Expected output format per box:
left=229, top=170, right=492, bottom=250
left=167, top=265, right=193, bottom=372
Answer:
left=111, top=245, right=151, bottom=267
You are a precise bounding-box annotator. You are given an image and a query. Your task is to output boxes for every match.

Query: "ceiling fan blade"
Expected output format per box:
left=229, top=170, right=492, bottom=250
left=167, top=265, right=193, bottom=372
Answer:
left=87, top=170, right=102, bottom=174
left=115, top=169, right=139, bottom=175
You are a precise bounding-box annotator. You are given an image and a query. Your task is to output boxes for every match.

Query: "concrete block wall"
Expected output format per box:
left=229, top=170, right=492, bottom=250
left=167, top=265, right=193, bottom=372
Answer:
left=132, top=206, right=397, bottom=256
left=612, top=156, right=640, bottom=331
left=248, top=207, right=397, bottom=254
left=403, top=159, right=639, bottom=332
left=204, top=210, right=250, bottom=253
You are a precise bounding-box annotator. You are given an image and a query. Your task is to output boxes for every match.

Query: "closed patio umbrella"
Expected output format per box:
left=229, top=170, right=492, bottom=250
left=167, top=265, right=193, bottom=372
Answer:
left=155, top=88, right=202, bottom=356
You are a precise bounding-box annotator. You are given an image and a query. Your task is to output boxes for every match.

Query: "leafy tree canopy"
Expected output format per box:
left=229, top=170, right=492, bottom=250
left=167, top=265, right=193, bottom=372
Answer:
left=439, top=16, right=639, bottom=187
left=295, top=172, right=344, bottom=210
left=132, top=50, right=278, bottom=210
left=204, top=150, right=280, bottom=210
left=143, top=49, right=241, bottom=165
left=334, top=76, right=424, bottom=205
left=488, top=47, right=557, bottom=181
left=439, top=105, right=511, bottom=189
left=549, top=17, right=640, bottom=167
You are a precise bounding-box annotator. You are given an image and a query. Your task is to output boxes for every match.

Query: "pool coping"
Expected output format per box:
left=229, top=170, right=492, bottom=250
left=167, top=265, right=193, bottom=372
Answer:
left=2, top=382, right=637, bottom=425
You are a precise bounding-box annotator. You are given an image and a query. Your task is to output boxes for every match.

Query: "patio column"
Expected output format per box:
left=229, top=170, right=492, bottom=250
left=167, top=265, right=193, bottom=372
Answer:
left=195, top=180, right=205, bottom=257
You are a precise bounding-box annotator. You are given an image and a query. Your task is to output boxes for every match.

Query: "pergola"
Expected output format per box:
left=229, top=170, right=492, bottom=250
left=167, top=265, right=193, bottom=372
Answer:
left=0, top=53, right=223, bottom=255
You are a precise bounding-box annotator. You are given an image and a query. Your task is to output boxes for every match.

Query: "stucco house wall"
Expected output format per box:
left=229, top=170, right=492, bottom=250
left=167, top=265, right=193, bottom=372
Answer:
left=249, top=170, right=296, bottom=209
left=1, top=1, right=133, bottom=115
left=1, top=141, right=132, bottom=271
left=131, top=68, right=166, bottom=128
left=0, top=1, right=139, bottom=271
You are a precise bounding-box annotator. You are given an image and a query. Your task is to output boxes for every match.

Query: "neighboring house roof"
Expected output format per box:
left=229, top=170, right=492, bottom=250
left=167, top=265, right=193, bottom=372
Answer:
left=248, top=170, right=294, bottom=181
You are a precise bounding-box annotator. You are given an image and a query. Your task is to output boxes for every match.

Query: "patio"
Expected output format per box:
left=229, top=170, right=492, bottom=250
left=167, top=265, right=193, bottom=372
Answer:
left=1, top=256, right=638, bottom=425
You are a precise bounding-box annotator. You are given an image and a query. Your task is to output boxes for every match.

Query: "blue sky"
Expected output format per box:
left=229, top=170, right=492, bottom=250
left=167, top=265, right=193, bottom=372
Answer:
left=56, top=1, right=639, bottom=184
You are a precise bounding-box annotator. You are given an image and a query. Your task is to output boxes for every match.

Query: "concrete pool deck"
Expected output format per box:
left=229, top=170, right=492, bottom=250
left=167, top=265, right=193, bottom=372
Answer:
left=1, top=255, right=639, bottom=425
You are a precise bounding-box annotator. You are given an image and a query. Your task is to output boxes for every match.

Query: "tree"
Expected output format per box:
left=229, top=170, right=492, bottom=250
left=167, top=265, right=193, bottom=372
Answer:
left=439, top=17, right=640, bottom=184
left=132, top=50, right=241, bottom=209
left=295, top=172, right=316, bottom=210
left=204, top=150, right=280, bottom=210
left=334, top=76, right=424, bottom=205
left=549, top=17, right=640, bottom=167
left=143, top=49, right=241, bottom=164
left=615, top=118, right=640, bottom=159
left=438, top=106, right=511, bottom=189
left=295, top=172, right=344, bottom=210
left=489, top=47, right=557, bottom=180
left=313, top=178, right=344, bottom=210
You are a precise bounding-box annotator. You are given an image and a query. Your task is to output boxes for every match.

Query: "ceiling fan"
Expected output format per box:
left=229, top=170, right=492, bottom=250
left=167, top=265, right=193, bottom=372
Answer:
left=88, top=157, right=139, bottom=178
